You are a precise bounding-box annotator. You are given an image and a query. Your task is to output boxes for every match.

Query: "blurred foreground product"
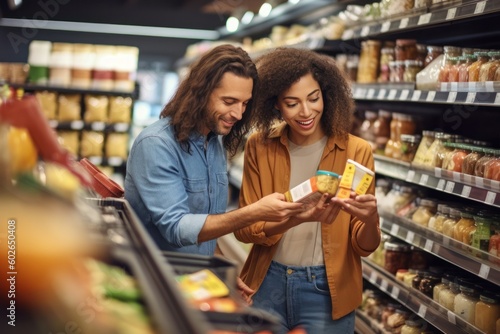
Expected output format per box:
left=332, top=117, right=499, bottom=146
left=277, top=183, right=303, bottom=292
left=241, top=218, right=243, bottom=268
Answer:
left=0, top=95, right=92, bottom=188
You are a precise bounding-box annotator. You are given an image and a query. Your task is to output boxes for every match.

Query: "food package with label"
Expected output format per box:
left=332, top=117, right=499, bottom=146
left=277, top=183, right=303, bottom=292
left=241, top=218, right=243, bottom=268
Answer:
left=108, top=96, right=132, bottom=123
left=105, top=132, right=129, bottom=159
left=57, top=131, right=80, bottom=157
left=57, top=94, right=82, bottom=121
left=35, top=91, right=58, bottom=120
left=80, top=131, right=104, bottom=157
left=84, top=94, right=109, bottom=123
left=284, top=170, right=340, bottom=208
left=336, top=159, right=375, bottom=198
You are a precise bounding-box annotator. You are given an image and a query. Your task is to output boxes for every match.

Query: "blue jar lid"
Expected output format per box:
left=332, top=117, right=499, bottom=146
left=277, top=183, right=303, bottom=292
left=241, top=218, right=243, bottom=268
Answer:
left=316, top=170, right=339, bottom=178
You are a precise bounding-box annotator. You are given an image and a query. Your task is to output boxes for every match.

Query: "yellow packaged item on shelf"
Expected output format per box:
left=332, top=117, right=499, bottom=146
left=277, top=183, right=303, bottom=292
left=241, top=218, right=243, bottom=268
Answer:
left=57, top=131, right=80, bottom=156
left=336, top=159, right=375, bottom=199
left=84, top=95, right=109, bottom=122
left=284, top=170, right=340, bottom=208
left=176, top=269, right=229, bottom=301
left=108, top=96, right=132, bottom=123
left=80, top=131, right=104, bottom=157
left=57, top=94, right=81, bottom=121
left=105, top=133, right=129, bottom=159
left=35, top=91, right=58, bottom=120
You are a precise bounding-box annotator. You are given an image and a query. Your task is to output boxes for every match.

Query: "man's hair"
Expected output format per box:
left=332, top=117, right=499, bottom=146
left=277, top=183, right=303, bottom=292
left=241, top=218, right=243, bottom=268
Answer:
left=160, top=44, right=258, bottom=156
left=253, top=47, right=354, bottom=141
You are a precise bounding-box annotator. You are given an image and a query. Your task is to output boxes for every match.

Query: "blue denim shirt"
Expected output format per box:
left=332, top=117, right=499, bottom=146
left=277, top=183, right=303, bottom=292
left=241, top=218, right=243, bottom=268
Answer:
left=124, top=117, right=228, bottom=256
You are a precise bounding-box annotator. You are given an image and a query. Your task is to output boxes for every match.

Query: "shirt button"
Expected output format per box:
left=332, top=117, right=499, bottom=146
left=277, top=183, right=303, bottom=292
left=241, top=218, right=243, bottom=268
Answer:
left=287, top=269, right=293, bottom=275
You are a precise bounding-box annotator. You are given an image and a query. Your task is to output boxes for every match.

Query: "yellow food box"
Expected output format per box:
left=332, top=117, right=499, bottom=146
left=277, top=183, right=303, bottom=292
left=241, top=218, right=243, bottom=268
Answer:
left=336, top=159, right=375, bottom=199
left=284, top=170, right=340, bottom=207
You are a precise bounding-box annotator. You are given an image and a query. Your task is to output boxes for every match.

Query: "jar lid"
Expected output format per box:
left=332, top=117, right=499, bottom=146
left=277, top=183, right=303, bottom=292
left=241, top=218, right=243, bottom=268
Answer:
left=396, top=39, right=417, bottom=46
left=384, top=241, right=411, bottom=252
left=400, top=134, right=421, bottom=143
left=422, top=130, right=436, bottom=137
left=479, top=290, right=500, bottom=304
left=405, top=319, right=423, bottom=327
left=315, top=170, right=339, bottom=178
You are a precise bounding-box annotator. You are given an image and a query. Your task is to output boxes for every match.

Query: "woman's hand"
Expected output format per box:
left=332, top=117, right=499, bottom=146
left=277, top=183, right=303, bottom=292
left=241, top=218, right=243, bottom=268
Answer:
left=236, top=277, right=254, bottom=306
left=330, top=192, right=379, bottom=227
left=292, top=193, right=342, bottom=225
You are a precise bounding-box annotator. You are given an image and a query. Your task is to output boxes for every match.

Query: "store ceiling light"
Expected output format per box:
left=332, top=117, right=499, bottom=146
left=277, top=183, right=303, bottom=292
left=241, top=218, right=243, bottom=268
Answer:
left=258, top=2, right=273, bottom=17
left=288, top=0, right=300, bottom=4
left=241, top=11, right=255, bottom=25
left=225, top=16, right=239, bottom=32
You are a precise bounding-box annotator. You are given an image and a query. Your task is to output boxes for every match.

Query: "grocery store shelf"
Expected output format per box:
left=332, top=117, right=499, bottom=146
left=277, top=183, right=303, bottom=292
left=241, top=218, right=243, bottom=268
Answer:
left=47, top=120, right=130, bottom=132
left=374, top=154, right=500, bottom=208
left=341, top=0, right=500, bottom=41
left=9, top=82, right=139, bottom=99
left=362, top=259, right=485, bottom=334
left=379, top=210, right=500, bottom=285
left=352, top=84, right=500, bottom=107
left=355, top=309, right=390, bottom=334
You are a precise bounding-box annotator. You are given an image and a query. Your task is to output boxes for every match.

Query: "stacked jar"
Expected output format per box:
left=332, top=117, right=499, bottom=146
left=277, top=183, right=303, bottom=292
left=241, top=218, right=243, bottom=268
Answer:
left=438, top=46, right=461, bottom=83
left=71, top=44, right=95, bottom=89
left=113, top=46, right=139, bottom=92
left=384, top=241, right=411, bottom=275
left=92, top=45, right=116, bottom=90
left=372, top=110, right=392, bottom=155
left=411, top=198, right=437, bottom=227
left=357, top=40, right=381, bottom=83
left=49, top=43, right=73, bottom=87
left=454, top=279, right=480, bottom=324
left=28, top=40, right=52, bottom=85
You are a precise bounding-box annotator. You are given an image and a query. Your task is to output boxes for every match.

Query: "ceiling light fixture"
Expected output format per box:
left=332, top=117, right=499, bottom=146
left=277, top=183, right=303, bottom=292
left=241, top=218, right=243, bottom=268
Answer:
left=258, top=2, right=273, bottom=17
left=240, top=10, right=254, bottom=25
left=225, top=16, right=239, bottom=32
left=288, top=0, right=300, bottom=4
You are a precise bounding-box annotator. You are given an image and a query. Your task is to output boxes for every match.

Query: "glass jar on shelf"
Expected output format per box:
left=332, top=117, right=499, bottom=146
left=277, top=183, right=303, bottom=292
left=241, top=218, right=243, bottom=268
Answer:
left=442, top=207, right=461, bottom=238
left=411, top=198, right=437, bottom=227
left=389, top=60, right=405, bottom=83
left=447, top=57, right=460, bottom=82
left=357, top=40, right=381, bottom=83
left=471, top=210, right=493, bottom=255
left=403, top=60, right=423, bottom=82
left=359, top=110, right=378, bottom=150
left=401, top=318, right=424, bottom=334
left=483, top=148, right=500, bottom=181
left=395, top=39, right=418, bottom=61
left=453, top=206, right=476, bottom=243
left=386, top=308, right=411, bottom=333
left=438, top=46, right=461, bottom=82
left=428, top=203, right=448, bottom=232
left=400, top=134, right=421, bottom=162
left=424, top=45, right=443, bottom=67
left=365, top=290, right=385, bottom=321
left=439, top=278, right=460, bottom=311
left=433, top=273, right=452, bottom=303
left=384, top=241, right=411, bottom=275
left=419, top=272, right=442, bottom=298
left=454, top=280, right=480, bottom=324
left=412, top=130, right=435, bottom=165
left=382, top=302, right=400, bottom=329
left=409, top=246, right=428, bottom=270
left=468, top=51, right=490, bottom=82
left=474, top=147, right=495, bottom=178
left=393, top=114, right=417, bottom=160
left=443, top=142, right=470, bottom=173
left=462, top=145, right=484, bottom=175
left=412, top=270, right=427, bottom=290
left=458, top=53, right=477, bottom=82
left=422, top=132, right=447, bottom=167
left=488, top=222, right=500, bottom=259
left=478, top=51, right=500, bottom=82
left=384, top=113, right=401, bottom=158
left=403, top=268, right=418, bottom=288
left=373, top=109, right=392, bottom=155
left=475, top=290, right=500, bottom=334
left=379, top=46, right=395, bottom=83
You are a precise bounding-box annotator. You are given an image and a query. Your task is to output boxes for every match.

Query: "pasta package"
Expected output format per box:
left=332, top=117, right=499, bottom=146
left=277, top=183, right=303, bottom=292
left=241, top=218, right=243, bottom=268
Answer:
left=284, top=170, right=340, bottom=208
left=108, top=96, right=132, bottom=123
left=80, top=131, right=104, bottom=157
left=84, top=95, right=109, bottom=122
left=57, top=94, right=81, bottom=121
left=57, top=131, right=80, bottom=156
left=105, top=133, right=129, bottom=159
left=35, top=91, right=58, bottom=120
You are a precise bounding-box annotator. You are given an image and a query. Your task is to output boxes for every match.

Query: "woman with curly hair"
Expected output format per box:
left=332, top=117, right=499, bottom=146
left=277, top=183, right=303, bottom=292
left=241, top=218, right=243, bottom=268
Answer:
left=235, top=47, right=381, bottom=333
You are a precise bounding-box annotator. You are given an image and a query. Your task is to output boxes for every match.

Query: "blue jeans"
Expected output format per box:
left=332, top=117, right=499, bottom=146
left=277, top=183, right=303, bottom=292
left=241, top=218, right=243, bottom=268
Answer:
left=251, top=261, right=355, bottom=334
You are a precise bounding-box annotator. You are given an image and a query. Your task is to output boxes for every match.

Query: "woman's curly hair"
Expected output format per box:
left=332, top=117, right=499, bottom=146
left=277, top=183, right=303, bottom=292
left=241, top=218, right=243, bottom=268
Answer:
left=253, top=47, right=354, bottom=141
left=160, top=44, right=258, bottom=156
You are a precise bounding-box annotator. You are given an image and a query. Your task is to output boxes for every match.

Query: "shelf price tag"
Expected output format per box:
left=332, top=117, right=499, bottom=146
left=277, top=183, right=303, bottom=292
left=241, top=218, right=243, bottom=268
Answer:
left=406, top=231, right=415, bottom=244
left=434, top=168, right=442, bottom=178
left=445, top=181, right=455, bottom=193
left=89, top=156, right=103, bottom=165
left=387, top=89, right=397, bottom=100
left=107, top=157, right=124, bottom=166
left=48, top=120, right=59, bottom=128
left=114, top=123, right=129, bottom=132
left=446, top=7, right=457, bottom=20
left=367, top=89, right=376, bottom=99
left=418, top=304, right=427, bottom=318
left=381, top=21, right=391, bottom=32
left=461, top=185, right=472, bottom=197
left=479, top=264, right=490, bottom=279
left=453, top=172, right=461, bottom=182
left=406, top=170, right=416, bottom=182
left=377, top=89, right=387, bottom=99
left=426, top=91, right=436, bottom=102
left=411, top=90, right=422, bottom=101
left=418, top=13, right=432, bottom=25
left=361, top=26, right=370, bottom=37
left=424, top=239, right=433, bottom=251
left=399, top=89, right=409, bottom=100
left=466, top=92, right=476, bottom=104
left=495, top=93, right=500, bottom=105
left=342, top=29, right=354, bottom=40
left=70, top=120, right=84, bottom=130
left=91, top=122, right=106, bottom=131
left=390, top=286, right=400, bottom=299
left=447, top=310, right=457, bottom=324
left=370, top=271, right=377, bottom=284
left=474, top=0, right=486, bottom=14
left=380, top=279, right=388, bottom=292
left=447, top=91, right=457, bottom=103
left=463, top=174, right=472, bottom=184
left=391, top=224, right=399, bottom=236
left=399, top=17, right=409, bottom=29
left=419, top=174, right=429, bottom=186
left=437, top=179, right=446, bottom=191
left=485, top=191, right=497, bottom=205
